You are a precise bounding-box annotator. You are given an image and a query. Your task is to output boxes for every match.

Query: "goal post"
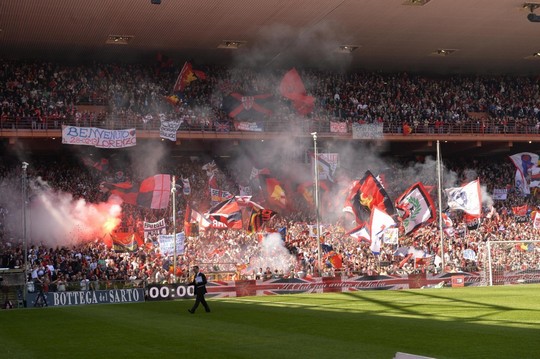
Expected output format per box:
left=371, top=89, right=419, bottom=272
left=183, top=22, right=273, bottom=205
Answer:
left=486, top=240, right=540, bottom=286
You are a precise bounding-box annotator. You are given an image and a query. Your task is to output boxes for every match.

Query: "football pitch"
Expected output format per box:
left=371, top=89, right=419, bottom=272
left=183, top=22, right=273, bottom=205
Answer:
left=2, top=285, right=540, bottom=359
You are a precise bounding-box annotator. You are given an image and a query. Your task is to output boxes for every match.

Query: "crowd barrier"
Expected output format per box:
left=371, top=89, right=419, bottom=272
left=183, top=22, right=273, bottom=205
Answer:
left=0, top=271, right=479, bottom=309
left=0, top=115, right=538, bottom=136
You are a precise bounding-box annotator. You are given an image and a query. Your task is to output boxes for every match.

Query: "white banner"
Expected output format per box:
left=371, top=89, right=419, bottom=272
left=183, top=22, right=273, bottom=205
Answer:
left=158, top=233, right=185, bottom=256
left=352, top=122, right=383, bottom=139
left=144, top=219, right=167, bottom=241
left=62, top=125, right=136, bottom=148
left=492, top=188, right=507, bottom=200
left=160, top=120, right=182, bottom=141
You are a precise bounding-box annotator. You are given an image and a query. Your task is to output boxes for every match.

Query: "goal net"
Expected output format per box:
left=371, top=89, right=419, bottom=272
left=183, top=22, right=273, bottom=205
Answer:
left=485, top=240, right=540, bottom=286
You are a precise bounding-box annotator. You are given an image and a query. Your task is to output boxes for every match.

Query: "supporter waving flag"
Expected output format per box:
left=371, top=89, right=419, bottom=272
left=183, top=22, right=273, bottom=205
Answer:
left=207, top=197, right=243, bottom=229
left=343, top=170, right=395, bottom=226
left=258, top=174, right=288, bottom=210
left=279, top=68, right=315, bottom=116
left=395, top=182, right=436, bottom=235
left=444, top=179, right=482, bottom=216
left=103, top=174, right=171, bottom=209
left=248, top=207, right=277, bottom=233
left=173, top=62, right=206, bottom=92
left=369, top=207, right=396, bottom=255
left=137, top=174, right=171, bottom=209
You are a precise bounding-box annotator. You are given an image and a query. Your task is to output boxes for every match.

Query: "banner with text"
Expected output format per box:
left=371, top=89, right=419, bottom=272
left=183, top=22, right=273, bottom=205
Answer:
left=62, top=126, right=136, bottom=148
left=158, top=233, right=185, bottom=256
left=352, top=122, right=384, bottom=139
left=27, top=288, right=145, bottom=307
left=160, top=120, right=182, bottom=141
left=144, top=219, right=167, bottom=242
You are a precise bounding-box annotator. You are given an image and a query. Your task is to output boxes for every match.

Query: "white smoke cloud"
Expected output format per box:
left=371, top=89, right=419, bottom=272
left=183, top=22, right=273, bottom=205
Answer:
left=250, top=233, right=295, bottom=273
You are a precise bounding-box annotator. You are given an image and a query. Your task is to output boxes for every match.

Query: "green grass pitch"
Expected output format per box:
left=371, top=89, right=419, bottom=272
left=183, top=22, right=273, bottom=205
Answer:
left=2, top=285, right=540, bottom=359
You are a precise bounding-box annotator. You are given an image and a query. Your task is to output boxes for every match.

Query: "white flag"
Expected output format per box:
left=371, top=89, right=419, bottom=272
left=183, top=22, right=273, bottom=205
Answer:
left=395, top=182, right=436, bottom=235
left=509, top=152, right=539, bottom=194
left=445, top=179, right=482, bottom=216
left=369, top=207, right=396, bottom=255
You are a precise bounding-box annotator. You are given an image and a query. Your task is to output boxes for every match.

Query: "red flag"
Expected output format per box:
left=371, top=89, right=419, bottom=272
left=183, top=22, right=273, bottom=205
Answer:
left=279, top=68, right=315, bottom=115
left=259, top=175, right=288, bottom=210
left=207, top=197, right=243, bottom=229
left=248, top=207, right=276, bottom=233
left=104, top=181, right=138, bottom=205
left=512, top=204, right=528, bottom=216
left=184, top=203, right=192, bottom=237
left=343, top=171, right=395, bottom=226
left=173, top=62, right=206, bottom=92
left=110, top=232, right=142, bottom=252
left=403, top=123, right=412, bottom=135
left=137, top=174, right=171, bottom=209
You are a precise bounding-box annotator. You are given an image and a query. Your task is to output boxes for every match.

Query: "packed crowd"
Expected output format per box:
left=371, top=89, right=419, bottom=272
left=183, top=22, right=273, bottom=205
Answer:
left=2, top=59, right=540, bottom=134
left=1, top=148, right=540, bottom=295
left=1, top=58, right=540, bottom=294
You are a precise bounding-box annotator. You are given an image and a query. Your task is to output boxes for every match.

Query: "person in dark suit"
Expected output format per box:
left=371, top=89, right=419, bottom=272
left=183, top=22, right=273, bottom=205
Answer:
left=188, top=266, right=210, bottom=313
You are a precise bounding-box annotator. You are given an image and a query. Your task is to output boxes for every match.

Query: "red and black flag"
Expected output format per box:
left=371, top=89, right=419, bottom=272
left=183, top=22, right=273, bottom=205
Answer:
left=103, top=174, right=171, bottom=209
left=222, top=92, right=274, bottom=120
left=173, top=62, right=206, bottom=92
left=343, top=170, right=395, bottom=226
left=83, top=157, right=109, bottom=172
left=207, top=197, right=243, bottom=229
left=136, top=174, right=171, bottom=209
left=102, top=181, right=139, bottom=205
left=258, top=174, right=288, bottom=210
left=248, top=208, right=277, bottom=233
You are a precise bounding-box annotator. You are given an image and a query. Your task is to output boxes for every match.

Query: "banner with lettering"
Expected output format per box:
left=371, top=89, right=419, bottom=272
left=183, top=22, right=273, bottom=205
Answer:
left=352, top=122, right=384, bottom=139
left=160, top=120, right=182, bottom=141
left=492, top=188, right=507, bottom=200
left=158, top=233, right=185, bottom=256
left=143, top=219, right=167, bottom=242
left=27, top=288, right=145, bottom=307
left=62, top=125, right=136, bottom=148
left=234, top=121, right=263, bottom=132
left=330, top=121, right=347, bottom=133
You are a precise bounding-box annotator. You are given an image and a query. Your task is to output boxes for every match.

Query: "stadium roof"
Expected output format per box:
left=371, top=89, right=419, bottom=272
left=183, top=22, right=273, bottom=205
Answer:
left=3, top=0, right=540, bottom=75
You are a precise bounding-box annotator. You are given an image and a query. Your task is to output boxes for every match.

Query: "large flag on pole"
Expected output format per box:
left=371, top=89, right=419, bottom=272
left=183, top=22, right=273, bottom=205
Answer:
left=104, top=174, right=171, bottom=209
left=137, top=174, right=171, bottom=209
left=173, top=62, right=206, bottom=92
left=343, top=170, right=395, bottom=226
left=444, top=179, right=482, bottom=216
left=279, top=68, right=315, bottom=115
left=395, top=182, right=436, bottom=235
left=509, top=152, right=539, bottom=195
left=369, top=207, right=396, bottom=255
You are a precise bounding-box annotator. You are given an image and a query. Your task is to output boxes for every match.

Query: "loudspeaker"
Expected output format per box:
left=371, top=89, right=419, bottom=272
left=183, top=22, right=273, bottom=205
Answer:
left=528, top=13, right=540, bottom=22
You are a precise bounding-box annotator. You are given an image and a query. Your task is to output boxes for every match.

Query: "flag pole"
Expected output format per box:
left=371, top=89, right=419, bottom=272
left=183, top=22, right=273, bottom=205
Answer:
left=171, top=175, right=177, bottom=283
left=436, top=140, right=446, bottom=272
left=21, top=161, right=29, bottom=306
left=311, top=132, right=322, bottom=274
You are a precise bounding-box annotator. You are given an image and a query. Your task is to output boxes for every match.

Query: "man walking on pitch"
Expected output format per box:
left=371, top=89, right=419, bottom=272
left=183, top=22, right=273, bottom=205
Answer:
left=188, top=266, right=211, bottom=313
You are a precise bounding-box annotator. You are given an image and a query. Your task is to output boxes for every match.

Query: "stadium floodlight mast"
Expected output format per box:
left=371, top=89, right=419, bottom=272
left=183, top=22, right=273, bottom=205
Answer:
left=171, top=176, right=177, bottom=282
left=311, top=132, right=323, bottom=273
left=21, top=161, right=29, bottom=305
